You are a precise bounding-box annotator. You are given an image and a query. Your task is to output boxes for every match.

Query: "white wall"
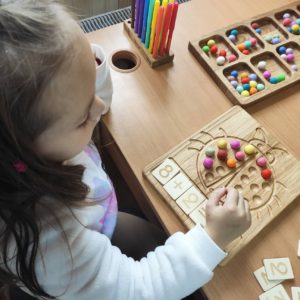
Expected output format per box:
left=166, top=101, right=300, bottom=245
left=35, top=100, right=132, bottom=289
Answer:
left=61, top=0, right=131, bottom=18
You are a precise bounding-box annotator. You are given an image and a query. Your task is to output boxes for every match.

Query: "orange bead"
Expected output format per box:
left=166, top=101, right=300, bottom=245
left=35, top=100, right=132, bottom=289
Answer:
left=250, top=87, right=257, bottom=95
left=227, top=158, right=237, bottom=168
left=240, top=72, right=248, bottom=78
left=237, top=43, right=245, bottom=51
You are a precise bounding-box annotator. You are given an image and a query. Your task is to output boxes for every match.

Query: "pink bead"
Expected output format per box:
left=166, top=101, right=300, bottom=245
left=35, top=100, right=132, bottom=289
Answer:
left=263, top=70, right=271, bottom=79
left=228, top=54, right=237, bottom=63
left=235, top=151, right=245, bottom=161
left=287, top=53, right=295, bottom=62
left=250, top=37, right=257, bottom=46
left=256, top=156, right=267, bottom=168
left=203, top=158, right=214, bottom=169
left=283, top=18, right=291, bottom=26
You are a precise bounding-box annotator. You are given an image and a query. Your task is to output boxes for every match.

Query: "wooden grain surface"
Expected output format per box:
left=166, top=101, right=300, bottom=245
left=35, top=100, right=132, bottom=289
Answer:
left=87, top=0, right=300, bottom=298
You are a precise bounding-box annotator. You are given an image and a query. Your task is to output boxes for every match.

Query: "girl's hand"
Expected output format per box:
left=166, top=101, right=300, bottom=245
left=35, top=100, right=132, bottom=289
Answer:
left=204, top=187, right=251, bottom=249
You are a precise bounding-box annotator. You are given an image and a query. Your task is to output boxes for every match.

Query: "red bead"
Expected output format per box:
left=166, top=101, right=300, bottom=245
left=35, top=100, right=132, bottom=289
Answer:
left=261, top=169, right=272, bottom=180
left=217, top=149, right=228, bottom=161
left=241, top=77, right=250, bottom=84
left=210, top=45, right=218, bottom=55
left=219, top=49, right=227, bottom=57
left=242, top=49, right=250, bottom=55
left=251, top=22, right=259, bottom=29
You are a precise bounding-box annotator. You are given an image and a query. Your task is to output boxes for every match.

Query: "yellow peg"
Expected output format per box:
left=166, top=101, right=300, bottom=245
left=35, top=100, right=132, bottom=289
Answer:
left=149, top=0, right=160, bottom=52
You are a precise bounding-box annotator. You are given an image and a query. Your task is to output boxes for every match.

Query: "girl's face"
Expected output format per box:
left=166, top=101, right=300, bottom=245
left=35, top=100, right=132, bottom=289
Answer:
left=34, top=24, right=106, bottom=162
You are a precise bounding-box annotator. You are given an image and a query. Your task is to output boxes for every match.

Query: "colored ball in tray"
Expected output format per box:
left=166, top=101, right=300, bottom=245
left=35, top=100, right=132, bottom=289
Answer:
left=257, top=61, right=266, bottom=70
left=217, top=149, right=228, bottom=161
left=261, top=168, right=272, bottom=180
left=235, top=151, right=245, bottom=161
left=217, top=139, right=227, bottom=149
left=230, top=139, right=241, bottom=150
left=256, top=156, right=267, bottom=168
left=244, top=144, right=256, bottom=155
left=205, top=147, right=215, bottom=157
left=216, top=56, right=226, bottom=66
left=203, top=158, right=214, bottom=169
left=227, top=158, right=237, bottom=168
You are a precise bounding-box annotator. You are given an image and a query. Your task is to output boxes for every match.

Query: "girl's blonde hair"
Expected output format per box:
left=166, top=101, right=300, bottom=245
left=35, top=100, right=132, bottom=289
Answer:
left=0, top=1, right=89, bottom=298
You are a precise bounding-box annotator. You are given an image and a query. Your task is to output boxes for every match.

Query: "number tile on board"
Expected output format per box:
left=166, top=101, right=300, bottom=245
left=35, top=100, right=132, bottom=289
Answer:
left=151, top=158, right=180, bottom=185
left=163, top=172, right=193, bottom=200
left=189, top=200, right=208, bottom=226
left=176, top=186, right=206, bottom=214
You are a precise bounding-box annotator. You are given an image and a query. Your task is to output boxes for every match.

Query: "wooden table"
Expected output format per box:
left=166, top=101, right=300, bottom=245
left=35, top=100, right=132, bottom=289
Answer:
left=87, top=0, right=300, bottom=298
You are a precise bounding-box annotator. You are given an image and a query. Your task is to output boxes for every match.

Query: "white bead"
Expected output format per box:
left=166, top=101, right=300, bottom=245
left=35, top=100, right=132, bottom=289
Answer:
left=257, top=61, right=266, bottom=70
left=216, top=56, right=226, bottom=66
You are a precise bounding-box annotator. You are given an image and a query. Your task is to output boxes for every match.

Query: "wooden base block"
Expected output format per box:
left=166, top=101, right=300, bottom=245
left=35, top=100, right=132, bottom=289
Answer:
left=123, top=20, right=174, bottom=68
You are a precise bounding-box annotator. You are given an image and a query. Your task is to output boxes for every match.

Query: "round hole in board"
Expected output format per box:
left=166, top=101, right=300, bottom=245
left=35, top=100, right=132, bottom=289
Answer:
left=110, top=49, right=141, bottom=73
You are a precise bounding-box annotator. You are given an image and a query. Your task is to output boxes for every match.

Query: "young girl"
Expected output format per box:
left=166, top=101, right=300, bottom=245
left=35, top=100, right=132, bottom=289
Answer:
left=0, top=1, right=251, bottom=299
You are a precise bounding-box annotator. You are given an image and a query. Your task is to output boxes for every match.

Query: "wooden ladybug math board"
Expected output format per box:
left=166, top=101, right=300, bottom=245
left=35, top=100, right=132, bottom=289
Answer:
left=188, top=1, right=300, bottom=107
left=143, top=106, right=300, bottom=264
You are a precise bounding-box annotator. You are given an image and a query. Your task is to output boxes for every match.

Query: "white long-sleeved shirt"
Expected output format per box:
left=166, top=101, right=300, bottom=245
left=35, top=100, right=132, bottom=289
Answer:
left=11, top=144, right=226, bottom=299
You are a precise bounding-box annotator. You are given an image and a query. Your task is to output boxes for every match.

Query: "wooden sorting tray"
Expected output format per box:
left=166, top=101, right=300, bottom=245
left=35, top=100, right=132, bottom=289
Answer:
left=143, top=106, right=300, bottom=264
left=188, top=2, right=300, bottom=106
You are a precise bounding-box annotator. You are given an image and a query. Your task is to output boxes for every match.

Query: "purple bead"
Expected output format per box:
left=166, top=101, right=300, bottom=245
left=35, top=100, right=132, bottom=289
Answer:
left=263, top=70, right=271, bottom=80
left=203, top=158, right=214, bottom=169
left=228, top=34, right=236, bottom=42
left=272, top=38, right=281, bottom=44
left=230, top=80, right=238, bottom=88
left=230, top=139, right=241, bottom=150
left=286, top=48, right=294, bottom=54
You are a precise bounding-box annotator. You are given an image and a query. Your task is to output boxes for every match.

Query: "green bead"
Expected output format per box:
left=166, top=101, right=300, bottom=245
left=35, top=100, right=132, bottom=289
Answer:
left=276, top=74, right=286, bottom=82
left=202, top=45, right=210, bottom=53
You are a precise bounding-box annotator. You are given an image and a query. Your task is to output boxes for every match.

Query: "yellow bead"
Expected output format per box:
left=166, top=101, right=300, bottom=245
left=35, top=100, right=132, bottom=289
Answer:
left=249, top=80, right=257, bottom=87
left=244, top=144, right=256, bottom=155
left=217, top=139, right=227, bottom=149
left=241, top=90, right=250, bottom=97
left=207, top=39, right=216, bottom=47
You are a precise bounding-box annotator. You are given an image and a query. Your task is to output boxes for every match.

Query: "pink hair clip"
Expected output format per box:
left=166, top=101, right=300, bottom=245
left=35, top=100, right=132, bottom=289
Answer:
left=13, top=161, right=28, bottom=173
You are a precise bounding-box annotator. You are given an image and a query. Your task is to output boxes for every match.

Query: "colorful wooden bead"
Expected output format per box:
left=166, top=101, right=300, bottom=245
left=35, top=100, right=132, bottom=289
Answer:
left=256, top=156, right=267, bottom=168
left=216, top=56, right=226, bottom=66
left=203, top=158, right=214, bottom=169
left=257, top=83, right=265, bottom=91
left=217, top=149, right=228, bottom=161
left=205, top=147, right=215, bottom=157
left=227, top=158, right=237, bottom=168
left=235, top=151, right=245, bottom=161
left=241, top=90, right=250, bottom=97
left=217, top=139, right=227, bottom=149
left=230, top=139, right=241, bottom=150
left=228, top=54, right=237, bottom=62
left=207, top=39, right=216, bottom=47
left=210, top=45, right=218, bottom=55
left=257, top=61, right=266, bottom=70
left=244, top=144, right=256, bottom=155
left=261, top=168, right=272, bottom=180
left=202, top=45, right=210, bottom=53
